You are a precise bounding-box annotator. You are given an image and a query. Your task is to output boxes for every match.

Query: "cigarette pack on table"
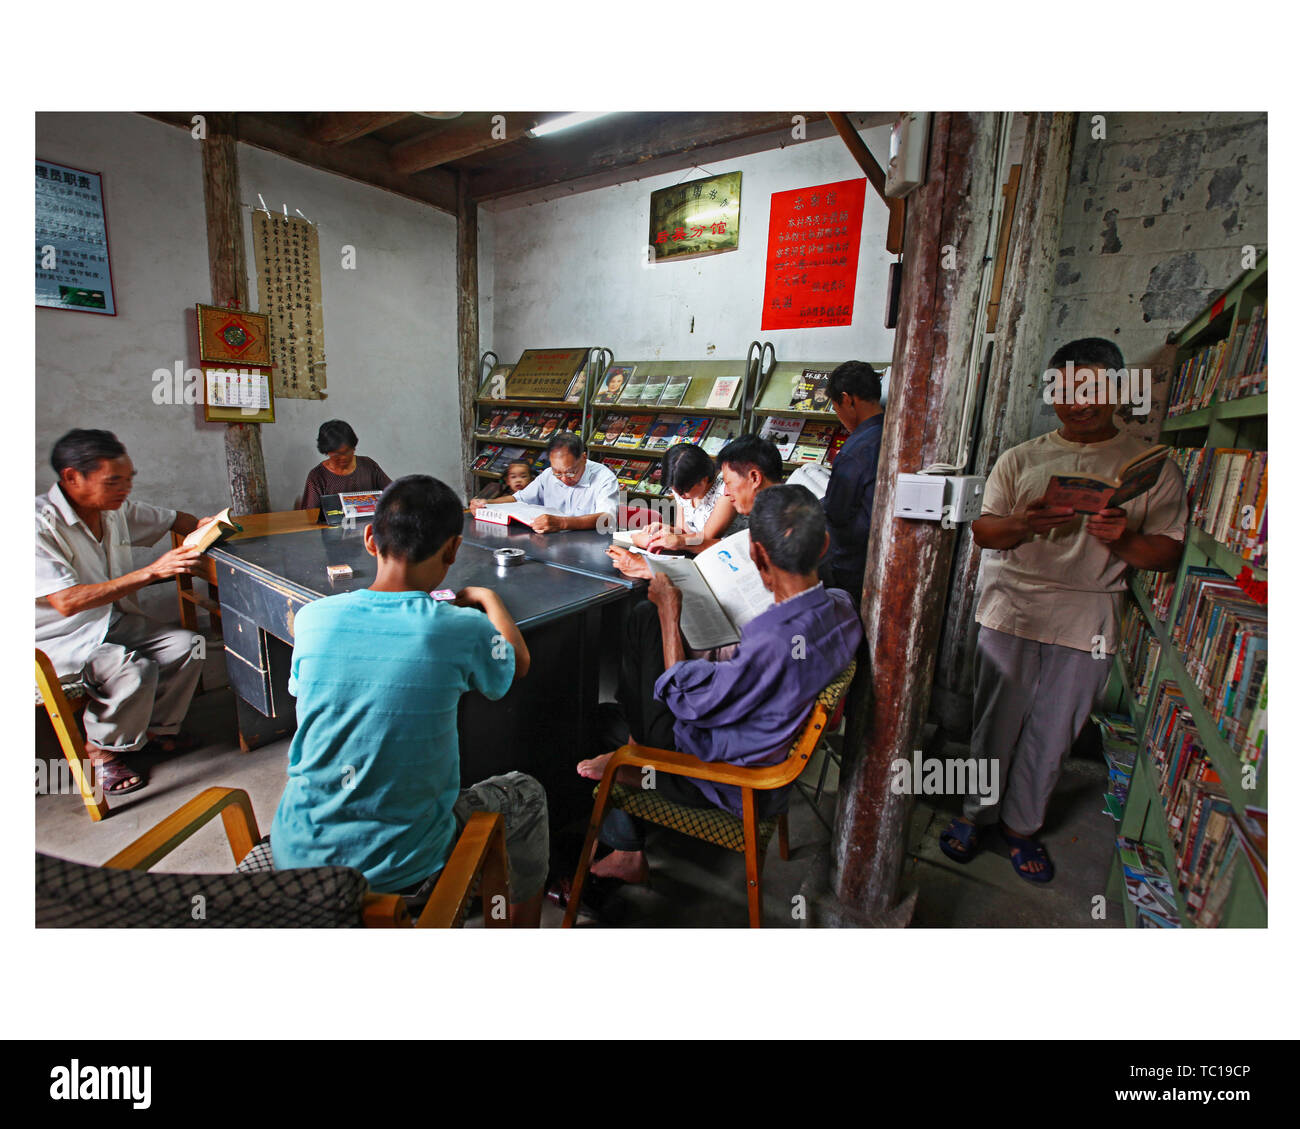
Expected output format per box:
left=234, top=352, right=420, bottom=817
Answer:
left=326, top=564, right=353, bottom=584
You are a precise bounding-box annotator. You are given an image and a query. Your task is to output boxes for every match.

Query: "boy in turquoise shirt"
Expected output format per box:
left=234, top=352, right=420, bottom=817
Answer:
left=271, top=475, right=547, bottom=926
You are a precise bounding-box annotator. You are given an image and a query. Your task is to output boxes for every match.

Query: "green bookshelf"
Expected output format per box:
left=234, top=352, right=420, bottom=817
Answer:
left=1106, top=259, right=1268, bottom=929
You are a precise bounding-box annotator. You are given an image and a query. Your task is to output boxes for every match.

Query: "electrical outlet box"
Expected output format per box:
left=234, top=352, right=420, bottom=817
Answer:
left=946, top=475, right=986, bottom=523
left=894, top=473, right=987, bottom=523
left=894, top=474, right=946, bottom=520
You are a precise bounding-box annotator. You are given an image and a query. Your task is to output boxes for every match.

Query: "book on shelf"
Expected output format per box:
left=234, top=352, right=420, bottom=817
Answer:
left=564, top=361, right=588, bottom=403
left=529, top=409, right=565, bottom=441
left=788, top=369, right=832, bottom=412
left=616, top=415, right=654, bottom=449
left=1119, top=601, right=1162, bottom=705
left=701, top=417, right=741, bottom=457
left=474, top=502, right=563, bottom=529
left=472, top=444, right=503, bottom=472
left=617, top=369, right=649, bottom=405
left=497, top=410, right=522, bottom=437
left=1170, top=301, right=1267, bottom=413
left=1116, top=836, right=1181, bottom=927
left=529, top=449, right=550, bottom=474
left=599, top=456, right=627, bottom=478
left=617, top=458, right=652, bottom=488
left=792, top=420, right=838, bottom=464
left=590, top=414, right=628, bottom=447
left=658, top=374, right=691, bottom=407
left=639, top=461, right=666, bottom=495
left=639, top=372, right=668, bottom=405
left=489, top=445, right=527, bottom=472
left=759, top=415, right=806, bottom=461
left=504, top=411, right=536, bottom=439
left=666, top=415, right=710, bottom=448
left=827, top=428, right=850, bottom=466
left=705, top=375, right=740, bottom=411
left=643, top=530, right=773, bottom=650
left=593, top=364, right=635, bottom=405
left=643, top=416, right=678, bottom=452
left=1042, top=445, right=1169, bottom=513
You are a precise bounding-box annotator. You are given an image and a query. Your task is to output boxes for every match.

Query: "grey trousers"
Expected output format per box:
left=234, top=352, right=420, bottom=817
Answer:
left=80, top=612, right=205, bottom=753
left=963, top=626, right=1112, bottom=833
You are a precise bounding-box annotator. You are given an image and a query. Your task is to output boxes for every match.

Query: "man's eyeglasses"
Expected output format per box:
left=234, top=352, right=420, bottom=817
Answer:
left=553, top=458, right=586, bottom=483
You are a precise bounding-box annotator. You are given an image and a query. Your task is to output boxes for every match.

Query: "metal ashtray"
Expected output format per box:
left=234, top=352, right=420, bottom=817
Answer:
left=493, top=548, right=525, bottom=568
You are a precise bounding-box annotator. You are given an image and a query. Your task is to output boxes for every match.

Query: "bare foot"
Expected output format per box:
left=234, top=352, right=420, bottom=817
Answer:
left=590, top=849, right=649, bottom=884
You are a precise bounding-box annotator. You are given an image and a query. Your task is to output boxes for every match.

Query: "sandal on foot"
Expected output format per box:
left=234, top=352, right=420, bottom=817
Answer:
left=1001, top=828, right=1054, bottom=884
left=91, top=755, right=148, bottom=796
left=938, top=817, right=980, bottom=864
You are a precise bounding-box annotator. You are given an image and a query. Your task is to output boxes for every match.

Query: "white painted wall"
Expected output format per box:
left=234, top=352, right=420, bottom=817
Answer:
left=481, top=129, right=896, bottom=370
left=237, top=148, right=459, bottom=505
left=35, top=113, right=461, bottom=515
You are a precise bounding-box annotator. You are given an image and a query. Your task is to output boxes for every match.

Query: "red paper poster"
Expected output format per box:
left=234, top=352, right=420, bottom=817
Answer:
left=761, top=177, right=867, bottom=331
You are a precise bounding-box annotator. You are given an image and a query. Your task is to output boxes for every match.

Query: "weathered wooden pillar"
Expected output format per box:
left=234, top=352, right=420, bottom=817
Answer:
left=456, top=171, right=479, bottom=500
left=932, top=112, right=1077, bottom=735
left=830, top=113, right=1002, bottom=919
left=200, top=113, right=270, bottom=515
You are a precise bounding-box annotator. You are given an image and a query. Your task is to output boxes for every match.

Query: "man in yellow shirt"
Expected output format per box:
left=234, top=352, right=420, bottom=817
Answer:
left=939, top=339, right=1186, bottom=883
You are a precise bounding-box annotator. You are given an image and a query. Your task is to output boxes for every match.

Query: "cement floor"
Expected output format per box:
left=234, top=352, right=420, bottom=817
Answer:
left=35, top=688, right=1124, bottom=929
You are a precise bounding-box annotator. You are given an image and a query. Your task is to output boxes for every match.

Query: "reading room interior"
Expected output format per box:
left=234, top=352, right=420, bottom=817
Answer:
left=34, top=110, right=1268, bottom=929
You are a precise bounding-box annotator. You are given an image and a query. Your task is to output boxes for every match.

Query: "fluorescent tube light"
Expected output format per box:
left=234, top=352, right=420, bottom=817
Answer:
left=528, top=112, right=615, bottom=138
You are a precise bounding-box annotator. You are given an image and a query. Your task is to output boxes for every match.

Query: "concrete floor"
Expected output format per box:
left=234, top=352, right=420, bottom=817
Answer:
left=36, top=689, right=1123, bottom=928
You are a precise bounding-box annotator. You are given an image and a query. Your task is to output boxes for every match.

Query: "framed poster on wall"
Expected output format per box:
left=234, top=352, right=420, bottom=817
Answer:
left=35, top=159, right=116, bottom=315
left=649, top=171, right=741, bottom=262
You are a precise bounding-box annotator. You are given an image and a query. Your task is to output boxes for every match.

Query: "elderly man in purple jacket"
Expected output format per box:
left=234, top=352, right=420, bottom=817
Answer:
left=577, top=484, right=863, bottom=885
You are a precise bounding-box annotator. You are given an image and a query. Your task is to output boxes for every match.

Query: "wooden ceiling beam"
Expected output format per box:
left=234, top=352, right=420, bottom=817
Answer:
left=389, top=113, right=554, bottom=174
left=468, top=111, right=887, bottom=200
left=305, top=112, right=411, bottom=145
left=141, top=112, right=459, bottom=214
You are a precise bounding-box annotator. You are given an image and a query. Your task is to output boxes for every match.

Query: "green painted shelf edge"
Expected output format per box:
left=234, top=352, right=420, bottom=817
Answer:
left=1128, top=582, right=1266, bottom=811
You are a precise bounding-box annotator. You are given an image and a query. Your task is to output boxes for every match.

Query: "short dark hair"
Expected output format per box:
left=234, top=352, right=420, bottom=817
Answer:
left=503, top=460, right=532, bottom=478
left=717, top=434, right=783, bottom=484
left=749, top=484, right=826, bottom=573
left=1047, top=337, right=1125, bottom=372
left=371, top=475, right=462, bottom=563
left=317, top=419, right=359, bottom=455
left=547, top=432, right=585, bottom=459
left=51, top=429, right=127, bottom=477
left=663, top=443, right=714, bottom=496
left=827, top=361, right=882, bottom=404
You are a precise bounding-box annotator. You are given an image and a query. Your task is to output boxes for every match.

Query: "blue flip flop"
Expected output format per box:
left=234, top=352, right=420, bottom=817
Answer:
left=1000, top=828, right=1055, bottom=884
left=938, top=817, right=980, bottom=864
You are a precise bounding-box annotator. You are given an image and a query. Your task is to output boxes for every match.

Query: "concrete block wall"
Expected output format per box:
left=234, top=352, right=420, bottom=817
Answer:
left=1036, top=112, right=1267, bottom=441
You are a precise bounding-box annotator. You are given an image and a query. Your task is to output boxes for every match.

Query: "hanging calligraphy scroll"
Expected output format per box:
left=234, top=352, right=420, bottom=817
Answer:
left=761, top=177, right=866, bottom=330
left=251, top=210, right=327, bottom=399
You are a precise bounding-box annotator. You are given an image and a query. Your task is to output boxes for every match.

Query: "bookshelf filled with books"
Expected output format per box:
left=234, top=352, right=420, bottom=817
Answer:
left=584, top=359, right=754, bottom=498
left=1106, top=260, right=1267, bottom=929
left=749, top=360, right=891, bottom=474
left=470, top=347, right=605, bottom=484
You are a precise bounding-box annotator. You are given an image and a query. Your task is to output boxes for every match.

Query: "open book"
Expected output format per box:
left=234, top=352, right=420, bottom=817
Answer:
left=183, top=507, right=242, bottom=552
left=1043, top=445, right=1169, bottom=514
left=644, top=530, right=774, bottom=650
left=474, top=502, right=564, bottom=528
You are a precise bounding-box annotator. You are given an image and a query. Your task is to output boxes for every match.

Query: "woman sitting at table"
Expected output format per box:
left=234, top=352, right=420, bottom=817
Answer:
left=476, top=460, right=534, bottom=502
left=633, top=443, right=740, bottom=554
left=301, top=420, right=393, bottom=511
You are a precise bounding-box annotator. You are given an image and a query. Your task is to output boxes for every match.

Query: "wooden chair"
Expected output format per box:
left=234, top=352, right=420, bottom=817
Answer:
left=563, top=661, right=857, bottom=928
left=37, top=786, right=510, bottom=928
left=35, top=648, right=109, bottom=822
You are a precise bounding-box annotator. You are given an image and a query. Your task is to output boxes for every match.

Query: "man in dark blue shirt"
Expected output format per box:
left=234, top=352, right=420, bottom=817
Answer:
left=821, top=361, right=885, bottom=600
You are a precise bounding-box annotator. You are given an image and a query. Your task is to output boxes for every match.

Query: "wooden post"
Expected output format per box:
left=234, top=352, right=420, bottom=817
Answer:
left=931, top=112, right=1078, bottom=735
left=456, top=171, right=480, bottom=500
left=200, top=113, right=270, bottom=515
left=830, top=113, right=1002, bottom=919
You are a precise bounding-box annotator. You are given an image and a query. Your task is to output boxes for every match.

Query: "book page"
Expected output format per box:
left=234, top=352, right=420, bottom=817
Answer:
left=645, top=553, right=740, bottom=651
left=693, top=530, right=774, bottom=631
left=476, top=502, right=563, bottom=527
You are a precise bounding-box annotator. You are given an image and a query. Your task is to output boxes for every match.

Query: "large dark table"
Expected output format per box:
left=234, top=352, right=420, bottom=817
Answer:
left=207, top=516, right=642, bottom=826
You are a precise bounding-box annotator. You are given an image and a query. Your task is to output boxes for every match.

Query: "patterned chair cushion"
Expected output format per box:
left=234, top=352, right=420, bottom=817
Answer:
left=607, top=783, right=779, bottom=854
left=35, top=678, right=88, bottom=707
left=35, top=852, right=370, bottom=928
left=235, top=838, right=276, bottom=874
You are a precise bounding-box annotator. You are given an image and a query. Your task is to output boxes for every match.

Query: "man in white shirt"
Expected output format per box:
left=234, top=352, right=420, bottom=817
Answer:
left=469, top=432, right=619, bottom=534
left=36, top=429, right=219, bottom=796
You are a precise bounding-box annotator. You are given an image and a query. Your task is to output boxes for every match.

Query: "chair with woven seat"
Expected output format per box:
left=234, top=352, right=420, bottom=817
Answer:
left=563, top=660, right=857, bottom=929
left=37, top=786, right=510, bottom=928
left=35, top=648, right=108, bottom=823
